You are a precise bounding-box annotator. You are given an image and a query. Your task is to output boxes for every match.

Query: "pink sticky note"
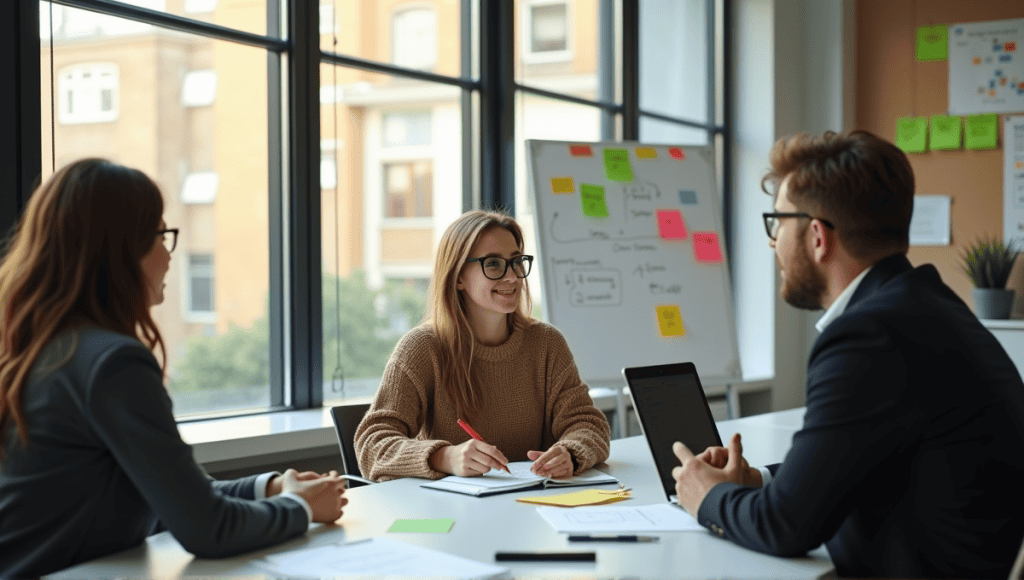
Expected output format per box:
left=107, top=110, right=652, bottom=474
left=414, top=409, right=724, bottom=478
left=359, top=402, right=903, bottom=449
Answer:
left=693, top=231, right=723, bottom=263
left=656, top=209, right=687, bottom=239
left=668, top=148, right=685, bottom=160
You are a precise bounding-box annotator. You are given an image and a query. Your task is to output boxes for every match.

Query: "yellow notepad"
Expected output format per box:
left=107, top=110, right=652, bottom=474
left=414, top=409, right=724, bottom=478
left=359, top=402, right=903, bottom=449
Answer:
left=516, top=488, right=631, bottom=507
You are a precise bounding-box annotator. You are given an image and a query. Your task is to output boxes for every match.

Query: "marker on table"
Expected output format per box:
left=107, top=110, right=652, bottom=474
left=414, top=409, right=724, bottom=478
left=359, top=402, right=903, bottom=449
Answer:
left=457, top=418, right=511, bottom=474
left=568, top=535, right=658, bottom=543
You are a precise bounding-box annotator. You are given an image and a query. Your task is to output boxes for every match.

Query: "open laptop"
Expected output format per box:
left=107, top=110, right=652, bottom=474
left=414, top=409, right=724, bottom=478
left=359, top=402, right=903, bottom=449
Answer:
left=622, top=362, right=723, bottom=505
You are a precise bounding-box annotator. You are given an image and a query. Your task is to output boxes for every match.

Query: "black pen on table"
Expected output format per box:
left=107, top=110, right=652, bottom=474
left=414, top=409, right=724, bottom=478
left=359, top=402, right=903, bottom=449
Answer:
left=568, top=535, right=658, bottom=543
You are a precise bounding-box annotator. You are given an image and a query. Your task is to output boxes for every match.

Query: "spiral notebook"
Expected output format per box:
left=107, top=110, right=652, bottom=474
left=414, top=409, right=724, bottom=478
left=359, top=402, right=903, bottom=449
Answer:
left=421, top=461, right=617, bottom=497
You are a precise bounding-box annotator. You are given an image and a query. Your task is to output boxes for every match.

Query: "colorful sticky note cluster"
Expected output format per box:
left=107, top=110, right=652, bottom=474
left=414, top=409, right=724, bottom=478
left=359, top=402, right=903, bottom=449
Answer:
left=929, top=115, right=962, bottom=150
left=915, top=25, right=948, bottom=62
left=895, top=116, right=928, bottom=153
left=965, top=114, right=998, bottom=150
left=551, top=177, right=575, bottom=194
left=603, top=148, right=634, bottom=181
left=656, top=209, right=687, bottom=239
left=580, top=183, right=609, bottom=218
left=693, top=232, right=723, bottom=263
left=656, top=305, right=685, bottom=337
left=388, top=518, right=454, bottom=533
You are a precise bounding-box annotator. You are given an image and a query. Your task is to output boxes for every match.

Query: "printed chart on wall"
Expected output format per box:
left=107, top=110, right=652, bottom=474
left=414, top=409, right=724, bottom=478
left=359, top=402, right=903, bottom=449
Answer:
left=1005, top=115, right=1024, bottom=245
left=526, top=140, right=741, bottom=386
left=949, top=18, right=1024, bottom=114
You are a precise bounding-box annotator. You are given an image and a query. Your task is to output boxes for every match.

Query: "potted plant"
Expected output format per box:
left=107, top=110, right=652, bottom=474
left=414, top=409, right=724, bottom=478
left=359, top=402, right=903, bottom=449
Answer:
left=960, top=237, right=1019, bottom=319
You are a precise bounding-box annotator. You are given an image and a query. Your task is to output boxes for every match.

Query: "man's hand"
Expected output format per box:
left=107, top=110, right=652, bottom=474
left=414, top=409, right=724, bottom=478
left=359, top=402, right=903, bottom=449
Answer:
left=266, top=470, right=322, bottom=497
left=429, top=440, right=509, bottom=476
left=279, top=469, right=348, bottom=524
left=527, top=445, right=573, bottom=479
left=671, top=433, right=759, bottom=516
left=695, top=435, right=764, bottom=488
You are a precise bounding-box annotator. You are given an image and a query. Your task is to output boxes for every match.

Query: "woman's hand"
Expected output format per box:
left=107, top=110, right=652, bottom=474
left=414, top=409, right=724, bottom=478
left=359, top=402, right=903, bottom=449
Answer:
left=429, top=440, right=509, bottom=476
left=527, top=444, right=573, bottom=479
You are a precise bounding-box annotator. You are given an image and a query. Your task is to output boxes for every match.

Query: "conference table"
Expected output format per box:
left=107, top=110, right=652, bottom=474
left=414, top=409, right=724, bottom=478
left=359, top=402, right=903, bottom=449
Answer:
left=49, top=407, right=834, bottom=579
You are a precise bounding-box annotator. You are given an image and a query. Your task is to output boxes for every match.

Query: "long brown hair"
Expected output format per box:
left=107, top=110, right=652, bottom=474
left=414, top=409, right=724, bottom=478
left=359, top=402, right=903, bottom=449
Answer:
left=424, top=210, right=533, bottom=420
left=0, top=158, right=167, bottom=451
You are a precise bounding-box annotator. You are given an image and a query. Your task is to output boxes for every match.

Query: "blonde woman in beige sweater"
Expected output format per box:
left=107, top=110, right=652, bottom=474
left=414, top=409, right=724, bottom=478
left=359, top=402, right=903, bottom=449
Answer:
left=355, top=211, right=611, bottom=482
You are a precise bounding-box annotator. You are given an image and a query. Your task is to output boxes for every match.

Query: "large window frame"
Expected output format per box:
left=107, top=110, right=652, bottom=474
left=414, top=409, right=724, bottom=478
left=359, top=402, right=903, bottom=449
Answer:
left=1, top=0, right=730, bottom=422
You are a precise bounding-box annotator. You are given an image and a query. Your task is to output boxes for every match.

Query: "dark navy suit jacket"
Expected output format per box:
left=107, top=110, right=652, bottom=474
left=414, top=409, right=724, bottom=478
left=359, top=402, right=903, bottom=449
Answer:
left=697, top=254, right=1024, bottom=578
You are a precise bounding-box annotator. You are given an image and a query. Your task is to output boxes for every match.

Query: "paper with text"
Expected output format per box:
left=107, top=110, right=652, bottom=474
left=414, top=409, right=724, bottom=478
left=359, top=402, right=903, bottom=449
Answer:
left=536, top=503, right=706, bottom=533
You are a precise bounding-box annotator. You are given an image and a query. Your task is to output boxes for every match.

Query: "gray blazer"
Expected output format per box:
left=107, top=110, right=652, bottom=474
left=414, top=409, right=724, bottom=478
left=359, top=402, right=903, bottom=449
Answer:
left=0, top=326, right=308, bottom=579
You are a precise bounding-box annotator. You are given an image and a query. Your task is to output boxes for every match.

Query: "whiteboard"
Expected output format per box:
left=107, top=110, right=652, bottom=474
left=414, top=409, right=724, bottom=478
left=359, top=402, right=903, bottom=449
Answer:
left=526, top=139, right=741, bottom=385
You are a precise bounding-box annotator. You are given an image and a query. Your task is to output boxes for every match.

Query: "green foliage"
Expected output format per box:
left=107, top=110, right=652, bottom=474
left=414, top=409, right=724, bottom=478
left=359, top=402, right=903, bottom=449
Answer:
left=170, top=269, right=427, bottom=392
left=960, top=238, right=1019, bottom=289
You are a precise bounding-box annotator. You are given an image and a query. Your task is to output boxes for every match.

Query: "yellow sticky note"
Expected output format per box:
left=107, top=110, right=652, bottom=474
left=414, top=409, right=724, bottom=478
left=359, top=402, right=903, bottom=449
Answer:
left=551, top=177, right=574, bottom=194
left=635, top=147, right=657, bottom=159
left=656, top=305, right=685, bottom=337
left=516, top=489, right=632, bottom=507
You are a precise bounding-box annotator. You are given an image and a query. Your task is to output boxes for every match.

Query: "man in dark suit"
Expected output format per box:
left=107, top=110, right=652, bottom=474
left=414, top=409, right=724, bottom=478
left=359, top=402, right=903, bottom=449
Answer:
left=672, top=130, right=1024, bottom=578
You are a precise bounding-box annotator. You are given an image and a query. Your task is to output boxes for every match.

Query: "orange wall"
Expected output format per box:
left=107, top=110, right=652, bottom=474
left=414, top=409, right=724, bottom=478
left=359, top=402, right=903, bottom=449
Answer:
left=855, top=0, right=1024, bottom=309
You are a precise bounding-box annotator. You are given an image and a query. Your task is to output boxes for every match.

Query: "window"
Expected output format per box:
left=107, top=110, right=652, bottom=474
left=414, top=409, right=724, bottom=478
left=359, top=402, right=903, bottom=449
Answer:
left=383, top=161, right=433, bottom=218
left=319, top=4, right=336, bottom=35
left=522, top=0, right=571, bottom=63
left=392, top=7, right=437, bottom=70
left=187, top=254, right=216, bottom=316
left=181, top=70, right=217, bottom=107
left=180, top=172, right=218, bottom=204
left=58, top=64, right=118, bottom=124
left=184, top=0, right=217, bottom=14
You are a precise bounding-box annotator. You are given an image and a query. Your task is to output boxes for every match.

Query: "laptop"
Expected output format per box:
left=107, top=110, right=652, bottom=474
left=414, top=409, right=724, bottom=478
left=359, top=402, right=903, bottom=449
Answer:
left=622, top=362, right=723, bottom=505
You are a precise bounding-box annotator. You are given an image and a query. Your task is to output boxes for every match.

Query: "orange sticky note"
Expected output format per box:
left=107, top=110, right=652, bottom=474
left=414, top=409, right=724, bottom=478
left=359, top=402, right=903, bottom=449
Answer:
left=668, top=148, right=685, bottom=160
left=551, top=177, right=574, bottom=194
left=570, top=144, right=593, bottom=157
left=656, top=209, right=687, bottom=239
left=656, top=305, right=685, bottom=337
left=635, top=147, right=657, bottom=159
left=693, top=231, right=723, bottom=263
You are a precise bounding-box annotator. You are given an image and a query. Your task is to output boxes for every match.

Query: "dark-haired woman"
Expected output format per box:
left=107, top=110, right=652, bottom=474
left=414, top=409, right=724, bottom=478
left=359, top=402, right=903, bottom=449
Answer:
left=0, top=159, right=347, bottom=579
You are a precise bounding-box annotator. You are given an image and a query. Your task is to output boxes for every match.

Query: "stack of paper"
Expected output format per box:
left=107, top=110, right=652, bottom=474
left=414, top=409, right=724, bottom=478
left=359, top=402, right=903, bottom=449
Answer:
left=536, top=504, right=707, bottom=533
left=421, top=461, right=618, bottom=497
left=516, top=488, right=631, bottom=507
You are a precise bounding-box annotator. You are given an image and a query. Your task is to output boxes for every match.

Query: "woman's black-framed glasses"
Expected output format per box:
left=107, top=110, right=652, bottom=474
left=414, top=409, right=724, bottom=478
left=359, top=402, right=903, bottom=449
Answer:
left=762, top=213, right=835, bottom=241
left=465, top=255, right=534, bottom=280
left=158, top=228, right=179, bottom=253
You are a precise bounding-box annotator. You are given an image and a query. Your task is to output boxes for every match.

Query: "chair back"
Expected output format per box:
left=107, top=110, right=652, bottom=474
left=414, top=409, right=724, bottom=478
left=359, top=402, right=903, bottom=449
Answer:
left=329, top=403, right=371, bottom=486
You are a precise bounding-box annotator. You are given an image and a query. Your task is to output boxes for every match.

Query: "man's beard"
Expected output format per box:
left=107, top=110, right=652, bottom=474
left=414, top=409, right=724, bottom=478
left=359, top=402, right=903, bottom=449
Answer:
left=781, top=242, right=826, bottom=311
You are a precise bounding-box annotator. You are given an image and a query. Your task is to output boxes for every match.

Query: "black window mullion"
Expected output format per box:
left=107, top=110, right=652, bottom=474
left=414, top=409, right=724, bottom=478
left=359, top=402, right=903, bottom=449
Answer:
left=479, top=0, right=514, bottom=213
left=721, top=0, right=733, bottom=264
left=598, top=0, right=615, bottom=140
left=621, top=0, right=639, bottom=141
left=287, top=0, right=321, bottom=408
left=267, top=0, right=284, bottom=408
left=461, top=0, right=473, bottom=212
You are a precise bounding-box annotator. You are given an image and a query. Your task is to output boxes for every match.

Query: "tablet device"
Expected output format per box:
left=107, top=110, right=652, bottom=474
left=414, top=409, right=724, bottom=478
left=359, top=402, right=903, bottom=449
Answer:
left=622, top=362, right=723, bottom=504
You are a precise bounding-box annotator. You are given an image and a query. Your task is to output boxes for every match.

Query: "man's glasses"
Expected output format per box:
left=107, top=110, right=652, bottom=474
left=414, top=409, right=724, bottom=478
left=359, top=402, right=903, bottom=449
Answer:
left=762, top=213, right=834, bottom=241
left=465, top=255, right=534, bottom=280
left=157, top=228, right=179, bottom=253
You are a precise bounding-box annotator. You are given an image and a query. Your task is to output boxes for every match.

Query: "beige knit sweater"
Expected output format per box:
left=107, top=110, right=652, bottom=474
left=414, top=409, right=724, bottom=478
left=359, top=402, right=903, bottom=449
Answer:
left=355, top=320, right=611, bottom=482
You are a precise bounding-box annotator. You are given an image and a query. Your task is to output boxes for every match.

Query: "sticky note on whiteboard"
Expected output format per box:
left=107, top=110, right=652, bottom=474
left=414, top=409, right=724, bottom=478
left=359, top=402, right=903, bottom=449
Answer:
left=656, top=305, right=685, bottom=337
left=656, top=209, right=687, bottom=239
left=693, top=232, right=724, bottom=263
left=580, top=184, right=609, bottom=218
left=678, top=190, right=697, bottom=205
left=603, top=148, right=634, bottom=181
left=635, top=147, right=657, bottom=159
left=551, top=177, right=574, bottom=194
left=570, top=144, right=593, bottom=157
left=668, top=148, right=685, bottom=160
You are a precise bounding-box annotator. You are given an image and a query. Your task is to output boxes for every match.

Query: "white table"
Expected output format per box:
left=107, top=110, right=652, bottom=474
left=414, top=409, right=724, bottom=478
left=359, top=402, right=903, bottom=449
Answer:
left=49, top=408, right=830, bottom=580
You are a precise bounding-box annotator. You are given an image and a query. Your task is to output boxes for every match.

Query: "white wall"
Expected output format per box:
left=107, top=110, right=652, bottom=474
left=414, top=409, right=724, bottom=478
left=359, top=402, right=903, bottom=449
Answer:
left=732, top=0, right=854, bottom=410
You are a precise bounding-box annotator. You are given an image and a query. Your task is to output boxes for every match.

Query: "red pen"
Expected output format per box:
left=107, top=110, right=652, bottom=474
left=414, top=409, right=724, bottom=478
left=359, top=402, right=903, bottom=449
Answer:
left=457, top=418, right=511, bottom=474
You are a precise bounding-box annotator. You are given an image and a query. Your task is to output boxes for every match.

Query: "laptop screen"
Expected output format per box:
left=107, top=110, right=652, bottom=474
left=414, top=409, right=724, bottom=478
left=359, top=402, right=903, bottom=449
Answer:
left=623, top=362, right=723, bottom=501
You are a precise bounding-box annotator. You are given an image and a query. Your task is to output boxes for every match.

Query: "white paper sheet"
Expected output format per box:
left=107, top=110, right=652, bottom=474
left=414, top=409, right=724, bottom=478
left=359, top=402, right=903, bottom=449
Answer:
left=948, top=19, right=1024, bottom=115
left=536, top=503, right=707, bottom=533
left=1005, top=115, right=1024, bottom=246
left=259, top=537, right=508, bottom=579
left=909, top=195, right=951, bottom=246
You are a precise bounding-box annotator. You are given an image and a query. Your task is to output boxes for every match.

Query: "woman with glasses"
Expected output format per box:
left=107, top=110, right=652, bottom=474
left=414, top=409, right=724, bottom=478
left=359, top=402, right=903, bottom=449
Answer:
left=355, top=210, right=610, bottom=482
left=0, top=159, right=347, bottom=579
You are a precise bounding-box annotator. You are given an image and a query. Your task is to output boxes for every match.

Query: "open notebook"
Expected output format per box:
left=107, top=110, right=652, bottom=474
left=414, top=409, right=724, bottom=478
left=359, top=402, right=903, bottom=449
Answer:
left=421, top=461, right=617, bottom=497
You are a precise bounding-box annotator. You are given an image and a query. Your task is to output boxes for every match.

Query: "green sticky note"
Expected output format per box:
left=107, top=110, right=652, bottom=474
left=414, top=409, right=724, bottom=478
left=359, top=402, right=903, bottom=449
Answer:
left=929, top=115, right=962, bottom=150
left=388, top=518, right=454, bottom=533
left=895, top=116, right=928, bottom=153
left=603, top=148, right=634, bottom=182
left=965, top=114, right=998, bottom=150
left=916, top=24, right=948, bottom=62
left=580, top=183, right=609, bottom=218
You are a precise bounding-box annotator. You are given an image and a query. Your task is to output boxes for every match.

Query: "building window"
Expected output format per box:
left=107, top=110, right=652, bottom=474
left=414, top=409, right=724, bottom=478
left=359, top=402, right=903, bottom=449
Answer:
left=180, top=172, right=218, bottom=204
left=522, top=0, right=571, bottom=63
left=321, top=155, right=337, bottom=190
left=382, top=111, right=432, bottom=147
left=383, top=161, right=432, bottom=218
left=319, top=3, right=337, bottom=35
left=184, top=0, right=217, bottom=14
left=58, top=63, right=119, bottom=124
left=392, top=7, right=437, bottom=70
left=181, top=70, right=217, bottom=107
left=187, top=254, right=215, bottom=315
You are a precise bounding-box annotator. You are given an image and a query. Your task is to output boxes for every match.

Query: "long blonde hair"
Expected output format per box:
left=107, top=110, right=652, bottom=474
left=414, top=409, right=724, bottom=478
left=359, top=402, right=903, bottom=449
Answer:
left=424, top=210, right=533, bottom=420
left=0, top=159, right=167, bottom=452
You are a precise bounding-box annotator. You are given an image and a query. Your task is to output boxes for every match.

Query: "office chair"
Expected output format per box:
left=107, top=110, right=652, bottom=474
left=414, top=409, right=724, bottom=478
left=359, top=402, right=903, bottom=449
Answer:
left=329, top=403, right=374, bottom=488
